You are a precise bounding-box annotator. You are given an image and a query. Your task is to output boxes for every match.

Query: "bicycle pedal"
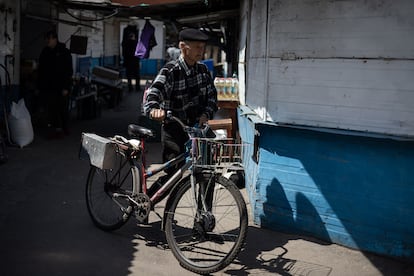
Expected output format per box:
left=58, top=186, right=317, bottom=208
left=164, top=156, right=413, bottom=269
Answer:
left=122, top=206, right=133, bottom=221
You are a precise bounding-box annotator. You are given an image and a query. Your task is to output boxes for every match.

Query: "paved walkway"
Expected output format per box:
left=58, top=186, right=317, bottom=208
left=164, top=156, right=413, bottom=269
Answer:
left=0, top=90, right=412, bottom=275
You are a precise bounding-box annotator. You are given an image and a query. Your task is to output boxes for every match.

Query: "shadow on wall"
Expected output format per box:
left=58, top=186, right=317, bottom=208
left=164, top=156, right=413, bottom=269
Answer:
left=256, top=124, right=414, bottom=260
left=295, top=191, right=331, bottom=241
left=261, top=177, right=331, bottom=243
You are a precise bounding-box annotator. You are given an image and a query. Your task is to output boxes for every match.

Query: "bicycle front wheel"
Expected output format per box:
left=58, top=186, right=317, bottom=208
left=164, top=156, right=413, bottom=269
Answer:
left=164, top=173, right=248, bottom=274
left=85, top=161, right=137, bottom=231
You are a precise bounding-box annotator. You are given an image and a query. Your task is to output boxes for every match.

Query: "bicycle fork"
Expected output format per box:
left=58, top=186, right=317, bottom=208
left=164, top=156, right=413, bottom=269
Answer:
left=191, top=172, right=217, bottom=236
left=191, top=172, right=214, bottom=220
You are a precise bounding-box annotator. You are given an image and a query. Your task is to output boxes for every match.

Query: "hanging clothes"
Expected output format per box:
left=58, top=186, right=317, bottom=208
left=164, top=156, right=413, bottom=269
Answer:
left=135, top=20, right=157, bottom=59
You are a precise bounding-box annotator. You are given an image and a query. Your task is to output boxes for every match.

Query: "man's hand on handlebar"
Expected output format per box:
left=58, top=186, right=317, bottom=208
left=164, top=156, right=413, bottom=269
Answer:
left=150, top=110, right=213, bottom=136
left=150, top=108, right=165, bottom=121
left=150, top=109, right=207, bottom=127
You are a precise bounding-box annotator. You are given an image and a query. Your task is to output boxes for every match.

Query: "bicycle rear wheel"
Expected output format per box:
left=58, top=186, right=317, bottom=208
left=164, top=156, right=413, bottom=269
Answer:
left=85, top=159, right=137, bottom=231
left=164, top=173, right=248, bottom=274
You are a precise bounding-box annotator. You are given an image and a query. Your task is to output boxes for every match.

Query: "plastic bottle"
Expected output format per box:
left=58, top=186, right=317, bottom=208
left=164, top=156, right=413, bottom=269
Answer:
left=214, top=77, right=219, bottom=92
left=218, top=78, right=225, bottom=99
left=214, top=77, right=223, bottom=99
left=224, top=78, right=232, bottom=98
left=231, top=73, right=239, bottom=99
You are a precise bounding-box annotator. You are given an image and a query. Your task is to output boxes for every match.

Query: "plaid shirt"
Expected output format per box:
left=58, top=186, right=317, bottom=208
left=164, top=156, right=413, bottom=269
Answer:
left=144, top=56, right=217, bottom=124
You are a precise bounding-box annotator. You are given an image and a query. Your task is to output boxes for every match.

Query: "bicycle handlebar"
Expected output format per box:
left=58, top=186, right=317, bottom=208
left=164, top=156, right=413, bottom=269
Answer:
left=166, top=110, right=214, bottom=138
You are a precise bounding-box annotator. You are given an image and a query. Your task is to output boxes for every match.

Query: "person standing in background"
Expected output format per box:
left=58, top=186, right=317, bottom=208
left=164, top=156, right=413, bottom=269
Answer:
left=38, top=29, right=73, bottom=139
left=122, top=25, right=141, bottom=92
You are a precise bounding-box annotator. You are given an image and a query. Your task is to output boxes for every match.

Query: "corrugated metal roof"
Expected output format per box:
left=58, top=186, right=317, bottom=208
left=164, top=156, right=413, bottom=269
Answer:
left=112, top=0, right=200, bottom=7
left=62, top=1, right=238, bottom=24
left=68, top=0, right=112, bottom=3
left=65, top=0, right=201, bottom=8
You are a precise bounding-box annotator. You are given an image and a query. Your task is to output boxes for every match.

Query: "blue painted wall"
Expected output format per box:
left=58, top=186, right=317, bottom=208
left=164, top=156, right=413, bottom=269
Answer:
left=140, top=59, right=165, bottom=78
left=238, top=106, right=414, bottom=260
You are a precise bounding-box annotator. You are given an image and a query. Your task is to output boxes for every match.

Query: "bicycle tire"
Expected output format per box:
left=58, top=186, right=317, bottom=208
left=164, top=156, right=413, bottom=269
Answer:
left=164, top=173, right=248, bottom=274
left=85, top=160, right=137, bottom=231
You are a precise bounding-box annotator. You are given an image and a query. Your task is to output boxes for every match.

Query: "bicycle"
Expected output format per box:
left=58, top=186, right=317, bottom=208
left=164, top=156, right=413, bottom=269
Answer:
left=80, top=111, right=248, bottom=274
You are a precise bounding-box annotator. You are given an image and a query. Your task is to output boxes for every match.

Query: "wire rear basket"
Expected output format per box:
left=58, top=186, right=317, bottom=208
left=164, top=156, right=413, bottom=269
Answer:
left=192, top=138, right=246, bottom=169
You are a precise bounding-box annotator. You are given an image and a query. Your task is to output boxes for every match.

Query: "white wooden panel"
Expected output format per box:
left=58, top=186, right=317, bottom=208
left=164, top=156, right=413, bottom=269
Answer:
left=246, top=57, right=267, bottom=119
left=266, top=58, right=414, bottom=136
left=268, top=0, right=414, bottom=59
left=249, top=0, right=267, bottom=58
left=238, top=0, right=249, bottom=105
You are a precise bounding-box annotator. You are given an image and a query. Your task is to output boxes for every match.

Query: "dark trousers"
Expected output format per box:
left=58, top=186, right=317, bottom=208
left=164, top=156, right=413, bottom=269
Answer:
left=147, top=122, right=189, bottom=198
left=161, top=121, right=215, bottom=211
left=161, top=122, right=189, bottom=175
left=125, top=58, right=140, bottom=91
left=46, top=92, right=69, bottom=130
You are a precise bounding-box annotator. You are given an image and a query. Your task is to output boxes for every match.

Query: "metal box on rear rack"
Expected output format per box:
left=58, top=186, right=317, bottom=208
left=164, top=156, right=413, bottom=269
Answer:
left=79, top=133, right=117, bottom=170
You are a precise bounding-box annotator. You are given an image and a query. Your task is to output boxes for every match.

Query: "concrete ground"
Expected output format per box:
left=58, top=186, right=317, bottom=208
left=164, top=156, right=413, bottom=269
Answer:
left=0, top=88, right=413, bottom=276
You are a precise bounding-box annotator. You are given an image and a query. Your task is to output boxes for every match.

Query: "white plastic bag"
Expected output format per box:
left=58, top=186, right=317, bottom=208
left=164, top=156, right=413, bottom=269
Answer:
left=8, top=98, right=34, bottom=148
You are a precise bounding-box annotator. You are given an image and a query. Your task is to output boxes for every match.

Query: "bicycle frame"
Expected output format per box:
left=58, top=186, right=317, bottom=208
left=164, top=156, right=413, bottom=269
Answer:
left=88, top=112, right=227, bottom=224
left=145, top=151, right=190, bottom=204
left=109, top=132, right=190, bottom=205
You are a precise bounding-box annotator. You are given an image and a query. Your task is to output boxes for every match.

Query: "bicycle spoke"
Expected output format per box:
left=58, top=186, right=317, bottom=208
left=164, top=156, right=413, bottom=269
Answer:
left=86, top=159, right=136, bottom=231
left=165, top=174, right=247, bottom=274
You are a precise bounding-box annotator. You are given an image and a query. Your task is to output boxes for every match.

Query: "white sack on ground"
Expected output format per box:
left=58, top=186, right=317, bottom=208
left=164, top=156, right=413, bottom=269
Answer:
left=8, top=98, right=34, bottom=148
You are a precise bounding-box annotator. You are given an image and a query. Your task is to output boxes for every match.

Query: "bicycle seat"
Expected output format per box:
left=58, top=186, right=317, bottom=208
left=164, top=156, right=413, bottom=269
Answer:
left=128, top=124, right=155, bottom=139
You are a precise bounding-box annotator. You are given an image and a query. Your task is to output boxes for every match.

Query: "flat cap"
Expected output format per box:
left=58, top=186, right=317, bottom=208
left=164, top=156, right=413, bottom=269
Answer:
left=178, top=28, right=209, bottom=42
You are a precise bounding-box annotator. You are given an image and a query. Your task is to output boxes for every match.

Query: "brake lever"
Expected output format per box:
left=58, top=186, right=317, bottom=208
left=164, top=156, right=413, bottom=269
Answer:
left=166, top=110, right=187, bottom=130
